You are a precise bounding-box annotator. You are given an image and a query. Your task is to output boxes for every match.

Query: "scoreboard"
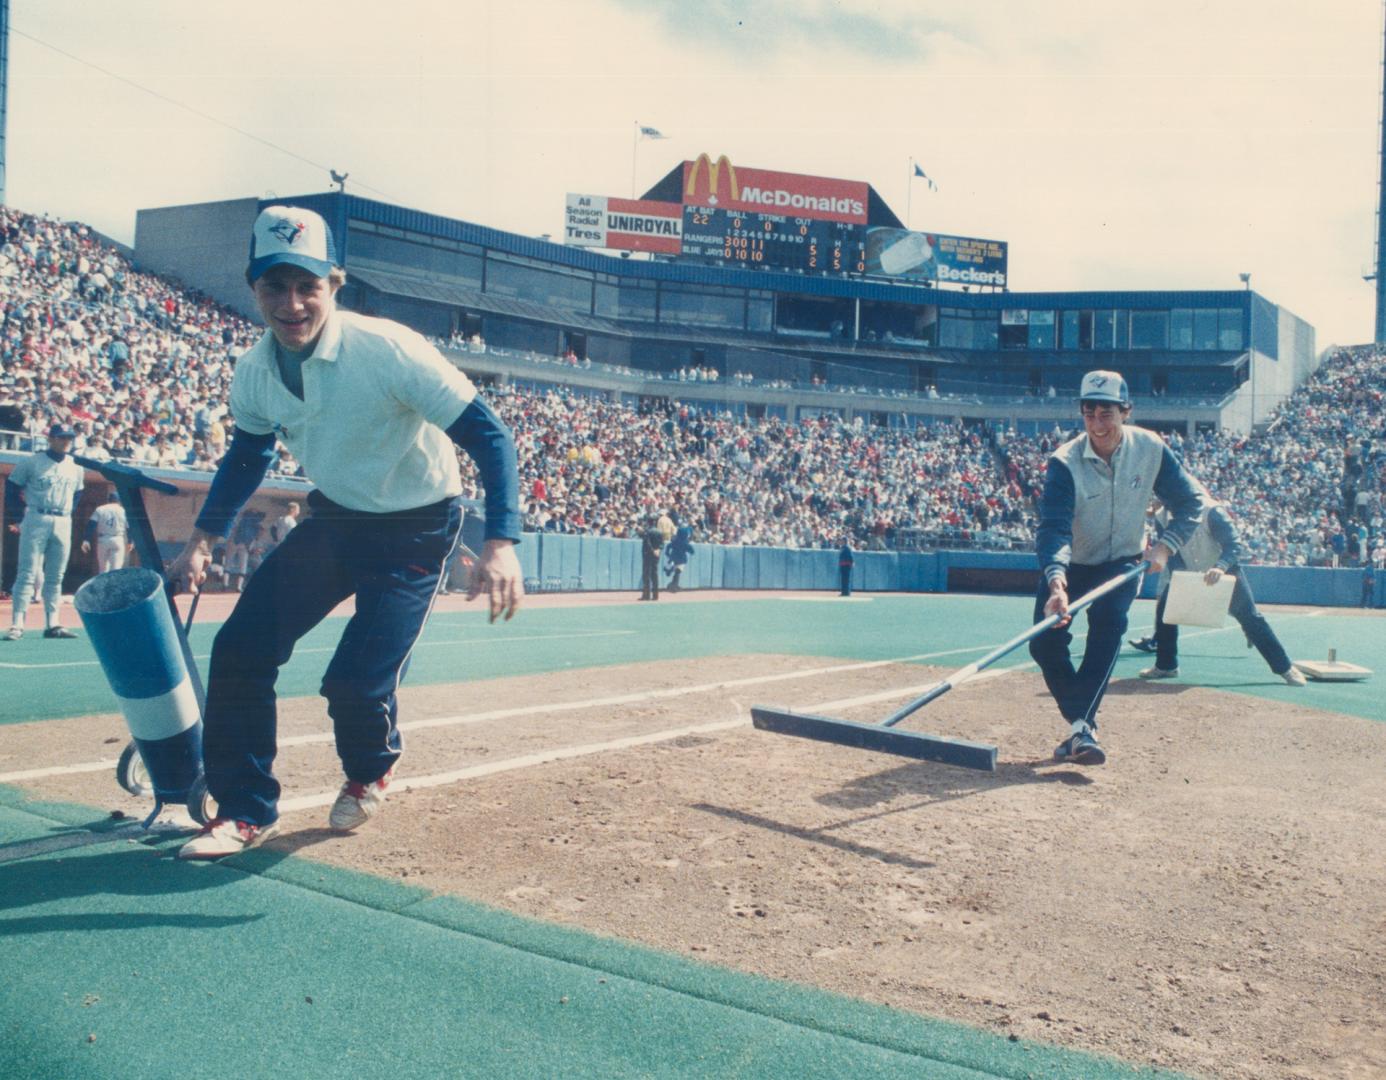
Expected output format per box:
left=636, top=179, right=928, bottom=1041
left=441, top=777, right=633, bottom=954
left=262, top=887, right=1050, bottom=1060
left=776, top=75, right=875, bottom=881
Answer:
left=680, top=205, right=867, bottom=274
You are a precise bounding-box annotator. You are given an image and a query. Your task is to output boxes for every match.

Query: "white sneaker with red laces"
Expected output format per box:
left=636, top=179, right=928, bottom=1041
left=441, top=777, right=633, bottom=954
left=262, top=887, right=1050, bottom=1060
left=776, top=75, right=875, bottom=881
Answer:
left=329, top=767, right=395, bottom=832
left=177, top=818, right=279, bottom=860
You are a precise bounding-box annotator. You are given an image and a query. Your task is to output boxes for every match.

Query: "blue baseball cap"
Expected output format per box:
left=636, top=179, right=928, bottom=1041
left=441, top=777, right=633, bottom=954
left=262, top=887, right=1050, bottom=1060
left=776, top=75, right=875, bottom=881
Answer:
left=48, top=423, right=76, bottom=439
left=1078, top=370, right=1130, bottom=406
left=247, top=206, right=338, bottom=284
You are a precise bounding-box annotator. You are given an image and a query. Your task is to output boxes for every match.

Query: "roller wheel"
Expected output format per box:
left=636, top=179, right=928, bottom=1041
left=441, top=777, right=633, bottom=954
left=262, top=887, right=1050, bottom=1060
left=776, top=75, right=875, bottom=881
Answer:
left=116, top=742, right=152, bottom=797
left=186, top=776, right=214, bottom=826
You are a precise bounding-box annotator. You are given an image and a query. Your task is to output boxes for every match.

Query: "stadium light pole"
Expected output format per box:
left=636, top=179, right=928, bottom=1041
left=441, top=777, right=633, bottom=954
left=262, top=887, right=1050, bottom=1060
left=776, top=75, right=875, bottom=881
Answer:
left=1, top=0, right=9, bottom=206
left=1377, top=3, right=1386, bottom=343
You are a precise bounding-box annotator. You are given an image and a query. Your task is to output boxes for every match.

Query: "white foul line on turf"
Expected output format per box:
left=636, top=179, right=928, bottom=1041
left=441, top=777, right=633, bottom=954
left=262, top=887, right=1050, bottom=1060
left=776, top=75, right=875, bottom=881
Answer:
left=0, top=629, right=636, bottom=670
left=3, top=616, right=1306, bottom=786
left=280, top=644, right=998, bottom=746
left=0, top=643, right=998, bottom=781
left=276, top=719, right=753, bottom=813
left=277, top=670, right=1027, bottom=813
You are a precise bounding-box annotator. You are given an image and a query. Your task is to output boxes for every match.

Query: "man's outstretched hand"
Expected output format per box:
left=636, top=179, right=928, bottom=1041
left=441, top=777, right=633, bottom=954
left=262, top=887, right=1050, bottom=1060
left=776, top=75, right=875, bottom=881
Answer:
left=467, top=539, right=523, bottom=623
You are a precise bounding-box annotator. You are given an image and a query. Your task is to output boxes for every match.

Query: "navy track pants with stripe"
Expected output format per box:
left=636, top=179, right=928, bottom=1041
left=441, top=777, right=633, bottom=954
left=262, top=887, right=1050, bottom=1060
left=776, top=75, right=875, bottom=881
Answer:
left=202, top=492, right=462, bottom=826
left=1028, top=556, right=1142, bottom=730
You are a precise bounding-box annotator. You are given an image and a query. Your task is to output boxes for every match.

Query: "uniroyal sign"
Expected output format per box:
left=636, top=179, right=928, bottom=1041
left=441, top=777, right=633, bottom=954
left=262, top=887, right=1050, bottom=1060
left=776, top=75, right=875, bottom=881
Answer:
left=564, top=194, right=682, bottom=254
left=681, top=153, right=868, bottom=225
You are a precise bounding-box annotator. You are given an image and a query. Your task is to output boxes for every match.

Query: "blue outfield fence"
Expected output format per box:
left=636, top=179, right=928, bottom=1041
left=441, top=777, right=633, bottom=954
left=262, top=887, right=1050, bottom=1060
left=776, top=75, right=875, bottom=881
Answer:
left=514, top=532, right=1382, bottom=608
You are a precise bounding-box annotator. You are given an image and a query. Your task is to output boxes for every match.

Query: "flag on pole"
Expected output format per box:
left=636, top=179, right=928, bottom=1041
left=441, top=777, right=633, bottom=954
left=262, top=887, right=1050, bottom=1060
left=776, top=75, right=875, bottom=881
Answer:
left=912, top=162, right=938, bottom=191
left=639, top=125, right=669, bottom=139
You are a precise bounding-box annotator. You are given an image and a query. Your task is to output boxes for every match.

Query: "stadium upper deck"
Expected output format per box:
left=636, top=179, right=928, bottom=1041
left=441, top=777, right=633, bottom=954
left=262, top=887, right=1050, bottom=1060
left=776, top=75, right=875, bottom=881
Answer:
left=133, top=186, right=1316, bottom=436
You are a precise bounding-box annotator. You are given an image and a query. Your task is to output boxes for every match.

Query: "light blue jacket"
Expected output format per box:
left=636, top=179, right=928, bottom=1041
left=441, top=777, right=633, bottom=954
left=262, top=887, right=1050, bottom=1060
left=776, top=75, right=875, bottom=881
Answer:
left=1036, top=425, right=1205, bottom=584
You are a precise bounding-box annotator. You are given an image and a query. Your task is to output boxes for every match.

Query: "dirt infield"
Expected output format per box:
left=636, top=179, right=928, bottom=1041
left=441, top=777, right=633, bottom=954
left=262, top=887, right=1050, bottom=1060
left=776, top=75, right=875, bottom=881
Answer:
left=8, top=652, right=1385, bottom=1080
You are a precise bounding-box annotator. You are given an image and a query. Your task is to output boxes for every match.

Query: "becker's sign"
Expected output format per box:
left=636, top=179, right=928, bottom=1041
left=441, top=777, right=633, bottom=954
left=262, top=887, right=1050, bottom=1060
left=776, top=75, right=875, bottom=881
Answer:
left=565, top=194, right=683, bottom=254
left=681, top=153, right=869, bottom=226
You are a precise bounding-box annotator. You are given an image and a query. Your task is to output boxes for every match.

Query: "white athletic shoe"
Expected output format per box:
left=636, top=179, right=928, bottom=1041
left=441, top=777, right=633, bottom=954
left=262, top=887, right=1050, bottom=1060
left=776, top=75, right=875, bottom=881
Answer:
left=3, top=627, right=22, bottom=641
left=1280, top=667, right=1308, bottom=687
left=329, top=767, right=395, bottom=832
left=1138, top=665, right=1179, bottom=680
left=178, top=819, right=279, bottom=860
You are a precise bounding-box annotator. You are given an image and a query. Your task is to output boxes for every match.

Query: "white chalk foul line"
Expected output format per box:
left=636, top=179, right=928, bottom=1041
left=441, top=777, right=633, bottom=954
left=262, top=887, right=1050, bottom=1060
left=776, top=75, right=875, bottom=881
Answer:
left=277, top=718, right=752, bottom=813
left=12, top=618, right=1277, bottom=789
left=0, top=629, right=636, bottom=670
left=0, top=643, right=995, bottom=782
left=279, top=667, right=1038, bottom=814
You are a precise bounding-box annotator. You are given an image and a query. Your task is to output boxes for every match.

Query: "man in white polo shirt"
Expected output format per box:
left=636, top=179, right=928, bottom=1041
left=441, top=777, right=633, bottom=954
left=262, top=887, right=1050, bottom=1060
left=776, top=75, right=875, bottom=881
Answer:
left=171, top=205, right=523, bottom=860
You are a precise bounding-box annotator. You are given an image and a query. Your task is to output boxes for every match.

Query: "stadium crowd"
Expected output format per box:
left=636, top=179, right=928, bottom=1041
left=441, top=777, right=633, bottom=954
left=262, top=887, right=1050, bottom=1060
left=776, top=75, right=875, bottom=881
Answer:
left=484, top=386, right=1031, bottom=549
left=0, top=205, right=299, bottom=476
left=1, top=204, right=1382, bottom=565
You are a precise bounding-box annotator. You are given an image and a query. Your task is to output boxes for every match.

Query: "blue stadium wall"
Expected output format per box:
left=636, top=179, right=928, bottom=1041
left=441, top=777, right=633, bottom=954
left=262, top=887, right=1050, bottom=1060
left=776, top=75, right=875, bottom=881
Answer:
left=514, top=530, right=1382, bottom=609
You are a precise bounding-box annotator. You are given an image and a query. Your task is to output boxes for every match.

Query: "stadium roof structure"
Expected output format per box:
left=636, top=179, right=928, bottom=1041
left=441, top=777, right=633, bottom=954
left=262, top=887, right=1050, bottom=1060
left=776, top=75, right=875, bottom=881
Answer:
left=281, top=190, right=1268, bottom=316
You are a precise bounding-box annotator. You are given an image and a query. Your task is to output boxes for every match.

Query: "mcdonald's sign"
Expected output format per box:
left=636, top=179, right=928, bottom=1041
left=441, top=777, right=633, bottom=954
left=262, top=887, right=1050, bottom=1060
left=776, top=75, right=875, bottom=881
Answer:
left=681, top=154, right=869, bottom=225
left=684, top=154, right=740, bottom=205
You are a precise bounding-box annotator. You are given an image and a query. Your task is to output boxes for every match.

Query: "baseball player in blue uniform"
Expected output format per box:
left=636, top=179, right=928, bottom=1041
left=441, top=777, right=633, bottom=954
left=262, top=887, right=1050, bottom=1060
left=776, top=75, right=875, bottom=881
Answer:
left=1030, top=371, right=1205, bottom=765
left=4, top=423, right=85, bottom=640
left=172, top=206, right=522, bottom=859
left=1136, top=490, right=1307, bottom=686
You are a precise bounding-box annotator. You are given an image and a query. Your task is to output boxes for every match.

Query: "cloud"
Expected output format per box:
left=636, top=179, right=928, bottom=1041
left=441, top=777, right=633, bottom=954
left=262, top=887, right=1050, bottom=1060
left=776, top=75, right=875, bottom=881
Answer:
left=611, top=0, right=966, bottom=64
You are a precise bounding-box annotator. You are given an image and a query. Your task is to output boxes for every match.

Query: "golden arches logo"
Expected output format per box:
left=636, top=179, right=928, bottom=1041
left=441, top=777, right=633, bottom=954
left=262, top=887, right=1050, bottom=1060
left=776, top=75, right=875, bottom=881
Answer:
left=685, top=153, right=739, bottom=204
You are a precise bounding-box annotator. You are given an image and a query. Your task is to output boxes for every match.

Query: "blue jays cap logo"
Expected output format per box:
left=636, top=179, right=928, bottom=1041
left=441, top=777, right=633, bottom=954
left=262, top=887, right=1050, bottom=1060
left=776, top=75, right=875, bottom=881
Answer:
left=269, top=220, right=305, bottom=246
left=248, top=205, right=336, bottom=283
left=1079, top=369, right=1129, bottom=404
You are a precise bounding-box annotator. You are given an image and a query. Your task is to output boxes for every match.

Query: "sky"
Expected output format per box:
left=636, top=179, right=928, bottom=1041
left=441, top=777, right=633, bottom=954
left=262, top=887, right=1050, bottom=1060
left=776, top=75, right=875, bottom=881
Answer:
left=4, top=0, right=1382, bottom=347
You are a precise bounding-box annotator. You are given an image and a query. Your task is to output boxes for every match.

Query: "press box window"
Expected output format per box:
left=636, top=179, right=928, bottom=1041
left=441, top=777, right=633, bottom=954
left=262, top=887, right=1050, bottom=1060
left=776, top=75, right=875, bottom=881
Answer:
left=1129, top=311, right=1169, bottom=350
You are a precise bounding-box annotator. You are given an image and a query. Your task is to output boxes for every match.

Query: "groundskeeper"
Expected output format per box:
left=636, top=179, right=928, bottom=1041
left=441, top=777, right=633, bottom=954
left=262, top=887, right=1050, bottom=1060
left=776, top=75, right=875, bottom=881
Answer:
left=1029, top=370, right=1205, bottom=766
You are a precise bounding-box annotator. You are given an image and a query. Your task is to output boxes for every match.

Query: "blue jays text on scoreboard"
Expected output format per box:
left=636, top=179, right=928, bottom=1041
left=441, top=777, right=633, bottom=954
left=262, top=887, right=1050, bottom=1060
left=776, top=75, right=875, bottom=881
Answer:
left=680, top=205, right=867, bottom=273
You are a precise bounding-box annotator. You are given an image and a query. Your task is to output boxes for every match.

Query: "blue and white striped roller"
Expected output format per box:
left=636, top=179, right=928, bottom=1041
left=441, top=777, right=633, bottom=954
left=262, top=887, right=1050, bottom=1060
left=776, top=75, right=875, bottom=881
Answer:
left=75, top=568, right=203, bottom=801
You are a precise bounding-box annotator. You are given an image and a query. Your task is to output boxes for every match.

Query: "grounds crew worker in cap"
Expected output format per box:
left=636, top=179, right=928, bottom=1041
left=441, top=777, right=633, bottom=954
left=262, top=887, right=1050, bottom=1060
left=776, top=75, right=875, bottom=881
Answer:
left=1029, top=370, right=1205, bottom=766
left=4, top=423, right=84, bottom=640
left=1134, top=482, right=1307, bottom=687
left=171, top=205, right=523, bottom=860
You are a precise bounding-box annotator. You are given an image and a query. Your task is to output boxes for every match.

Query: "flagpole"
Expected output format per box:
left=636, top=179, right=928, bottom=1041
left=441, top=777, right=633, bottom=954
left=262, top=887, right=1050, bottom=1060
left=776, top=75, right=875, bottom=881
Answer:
left=906, top=158, right=913, bottom=231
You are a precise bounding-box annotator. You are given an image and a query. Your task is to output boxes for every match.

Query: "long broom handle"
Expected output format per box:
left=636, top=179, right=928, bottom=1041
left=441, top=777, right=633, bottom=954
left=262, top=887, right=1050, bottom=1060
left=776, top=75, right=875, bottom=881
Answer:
left=881, top=561, right=1151, bottom=729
